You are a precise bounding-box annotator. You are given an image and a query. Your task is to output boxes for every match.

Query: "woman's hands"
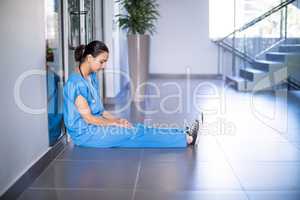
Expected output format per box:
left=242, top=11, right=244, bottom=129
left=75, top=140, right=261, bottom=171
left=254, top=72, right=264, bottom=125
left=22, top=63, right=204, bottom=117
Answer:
left=119, top=118, right=133, bottom=128
left=111, top=118, right=133, bottom=128
left=101, top=111, right=133, bottom=128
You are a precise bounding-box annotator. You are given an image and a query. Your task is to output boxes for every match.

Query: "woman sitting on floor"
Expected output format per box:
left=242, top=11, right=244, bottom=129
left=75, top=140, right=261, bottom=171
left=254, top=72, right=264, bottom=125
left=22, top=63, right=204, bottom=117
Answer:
left=63, top=40, right=200, bottom=148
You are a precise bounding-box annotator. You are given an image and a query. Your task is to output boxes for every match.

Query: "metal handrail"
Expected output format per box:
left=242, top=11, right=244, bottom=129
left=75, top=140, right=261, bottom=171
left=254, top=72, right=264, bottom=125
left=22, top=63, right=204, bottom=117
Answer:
left=218, top=41, right=254, bottom=64
left=218, top=0, right=295, bottom=42
left=255, top=38, right=285, bottom=58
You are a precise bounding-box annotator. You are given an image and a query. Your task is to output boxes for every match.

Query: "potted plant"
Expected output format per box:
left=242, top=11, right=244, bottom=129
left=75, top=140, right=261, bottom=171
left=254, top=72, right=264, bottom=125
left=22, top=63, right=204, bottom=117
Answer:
left=116, top=0, right=159, bottom=101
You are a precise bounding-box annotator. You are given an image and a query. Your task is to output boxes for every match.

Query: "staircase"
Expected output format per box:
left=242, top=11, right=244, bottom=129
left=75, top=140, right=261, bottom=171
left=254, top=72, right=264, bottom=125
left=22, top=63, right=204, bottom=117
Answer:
left=226, top=43, right=300, bottom=91
left=216, top=0, right=300, bottom=92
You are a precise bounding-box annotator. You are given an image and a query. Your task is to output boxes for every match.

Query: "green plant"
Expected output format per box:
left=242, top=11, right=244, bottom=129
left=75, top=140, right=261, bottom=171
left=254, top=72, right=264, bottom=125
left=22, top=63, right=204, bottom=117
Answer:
left=116, top=0, right=160, bottom=35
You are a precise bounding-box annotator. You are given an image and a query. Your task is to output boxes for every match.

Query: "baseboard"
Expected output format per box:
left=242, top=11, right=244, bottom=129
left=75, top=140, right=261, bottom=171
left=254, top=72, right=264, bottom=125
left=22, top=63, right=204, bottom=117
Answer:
left=149, top=73, right=223, bottom=79
left=0, top=137, right=66, bottom=200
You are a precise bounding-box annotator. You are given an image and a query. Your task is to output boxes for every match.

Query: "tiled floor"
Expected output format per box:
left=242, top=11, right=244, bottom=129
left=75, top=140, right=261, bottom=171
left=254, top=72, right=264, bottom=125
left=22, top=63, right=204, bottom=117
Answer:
left=18, top=78, right=300, bottom=200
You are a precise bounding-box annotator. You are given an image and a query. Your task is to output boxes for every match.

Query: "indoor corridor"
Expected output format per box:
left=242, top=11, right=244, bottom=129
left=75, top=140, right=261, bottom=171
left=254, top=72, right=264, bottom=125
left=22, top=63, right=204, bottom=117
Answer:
left=1, top=0, right=300, bottom=199
left=17, top=78, right=300, bottom=200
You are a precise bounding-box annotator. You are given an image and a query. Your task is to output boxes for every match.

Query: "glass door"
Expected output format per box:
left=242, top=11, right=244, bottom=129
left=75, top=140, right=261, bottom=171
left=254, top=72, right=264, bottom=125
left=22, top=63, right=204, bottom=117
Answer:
left=67, top=0, right=95, bottom=75
left=45, top=0, right=65, bottom=146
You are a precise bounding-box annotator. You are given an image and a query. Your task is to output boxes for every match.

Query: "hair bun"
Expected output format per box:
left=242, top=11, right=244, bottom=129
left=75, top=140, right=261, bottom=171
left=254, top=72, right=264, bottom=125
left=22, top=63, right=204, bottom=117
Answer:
left=74, top=44, right=86, bottom=62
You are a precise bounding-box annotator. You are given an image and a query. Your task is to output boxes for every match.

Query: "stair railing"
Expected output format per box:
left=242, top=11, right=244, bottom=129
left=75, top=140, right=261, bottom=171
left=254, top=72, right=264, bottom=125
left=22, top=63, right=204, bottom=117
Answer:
left=214, top=0, right=296, bottom=78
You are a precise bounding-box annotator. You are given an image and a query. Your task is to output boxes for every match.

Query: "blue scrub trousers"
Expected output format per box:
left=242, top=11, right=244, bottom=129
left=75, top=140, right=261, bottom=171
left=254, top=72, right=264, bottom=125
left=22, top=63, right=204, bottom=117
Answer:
left=71, top=123, right=187, bottom=148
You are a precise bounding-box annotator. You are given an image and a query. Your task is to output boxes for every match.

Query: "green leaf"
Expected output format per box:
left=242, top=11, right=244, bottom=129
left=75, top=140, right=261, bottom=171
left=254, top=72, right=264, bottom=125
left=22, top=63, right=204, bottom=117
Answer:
left=115, top=0, right=160, bottom=35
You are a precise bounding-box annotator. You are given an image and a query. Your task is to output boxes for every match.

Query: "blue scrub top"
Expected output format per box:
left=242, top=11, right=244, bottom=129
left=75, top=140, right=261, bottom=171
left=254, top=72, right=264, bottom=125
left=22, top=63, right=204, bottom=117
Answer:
left=63, top=72, right=104, bottom=138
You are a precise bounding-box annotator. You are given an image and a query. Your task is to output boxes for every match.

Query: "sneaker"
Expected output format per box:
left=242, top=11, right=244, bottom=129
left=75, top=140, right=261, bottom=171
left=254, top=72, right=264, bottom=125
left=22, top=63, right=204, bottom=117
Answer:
left=186, top=119, right=200, bottom=145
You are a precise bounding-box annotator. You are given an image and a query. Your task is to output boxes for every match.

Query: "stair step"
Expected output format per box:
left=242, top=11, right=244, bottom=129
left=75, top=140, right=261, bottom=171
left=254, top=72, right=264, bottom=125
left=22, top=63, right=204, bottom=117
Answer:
left=284, top=39, right=300, bottom=44
left=280, top=44, right=300, bottom=47
left=279, top=44, right=300, bottom=52
left=266, top=52, right=300, bottom=62
left=240, top=68, right=266, bottom=81
left=255, top=60, right=284, bottom=65
left=266, top=52, right=285, bottom=62
left=226, top=75, right=245, bottom=82
left=267, top=51, right=300, bottom=55
left=253, top=59, right=284, bottom=72
left=225, top=75, right=246, bottom=91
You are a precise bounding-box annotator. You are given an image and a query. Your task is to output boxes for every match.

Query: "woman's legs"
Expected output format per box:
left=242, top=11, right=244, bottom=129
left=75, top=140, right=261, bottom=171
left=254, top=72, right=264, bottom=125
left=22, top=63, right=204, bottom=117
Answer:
left=75, top=123, right=188, bottom=148
left=119, top=123, right=187, bottom=148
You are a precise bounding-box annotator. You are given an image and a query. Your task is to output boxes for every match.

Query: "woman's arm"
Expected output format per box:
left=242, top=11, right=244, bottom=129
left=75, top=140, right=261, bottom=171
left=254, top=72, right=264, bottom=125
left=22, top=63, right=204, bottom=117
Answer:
left=75, top=95, right=122, bottom=127
left=102, top=111, right=119, bottom=120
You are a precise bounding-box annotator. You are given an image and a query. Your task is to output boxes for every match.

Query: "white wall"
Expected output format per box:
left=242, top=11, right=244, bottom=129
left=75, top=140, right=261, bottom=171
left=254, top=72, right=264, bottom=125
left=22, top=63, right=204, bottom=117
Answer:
left=150, top=0, right=219, bottom=75
left=103, top=0, right=120, bottom=98
left=0, top=0, right=49, bottom=196
left=103, top=0, right=129, bottom=98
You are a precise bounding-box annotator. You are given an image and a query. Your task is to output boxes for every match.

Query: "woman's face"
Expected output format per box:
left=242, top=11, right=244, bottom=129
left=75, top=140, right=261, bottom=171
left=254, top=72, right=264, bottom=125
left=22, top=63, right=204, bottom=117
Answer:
left=88, top=52, right=109, bottom=72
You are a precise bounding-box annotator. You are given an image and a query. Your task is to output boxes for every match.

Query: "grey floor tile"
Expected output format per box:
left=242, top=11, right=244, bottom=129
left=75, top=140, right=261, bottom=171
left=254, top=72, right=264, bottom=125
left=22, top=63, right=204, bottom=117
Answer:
left=137, top=161, right=242, bottom=191
left=142, top=137, right=226, bottom=163
left=57, top=145, right=142, bottom=161
left=30, top=160, right=138, bottom=189
left=215, top=131, right=288, bottom=143
left=219, top=141, right=300, bottom=162
left=247, top=190, right=300, bottom=200
left=18, top=189, right=132, bottom=200
left=134, top=190, right=248, bottom=200
left=232, top=162, right=300, bottom=190
left=141, top=148, right=196, bottom=163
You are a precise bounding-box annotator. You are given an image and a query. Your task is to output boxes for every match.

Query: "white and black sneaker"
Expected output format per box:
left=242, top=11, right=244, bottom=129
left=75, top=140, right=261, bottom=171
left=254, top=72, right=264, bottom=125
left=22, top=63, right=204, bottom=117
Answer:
left=186, top=119, right=200, bottom=146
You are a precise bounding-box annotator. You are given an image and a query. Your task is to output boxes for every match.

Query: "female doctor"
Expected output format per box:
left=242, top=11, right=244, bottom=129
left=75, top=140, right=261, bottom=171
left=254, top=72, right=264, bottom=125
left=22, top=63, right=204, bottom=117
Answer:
left=63, top=40, right=199, bottom=148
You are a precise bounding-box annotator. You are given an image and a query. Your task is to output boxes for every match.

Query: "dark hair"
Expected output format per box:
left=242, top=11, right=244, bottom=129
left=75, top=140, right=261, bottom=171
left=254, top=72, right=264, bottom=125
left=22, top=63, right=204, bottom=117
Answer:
left=74, top=40, right=109, bottom=63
